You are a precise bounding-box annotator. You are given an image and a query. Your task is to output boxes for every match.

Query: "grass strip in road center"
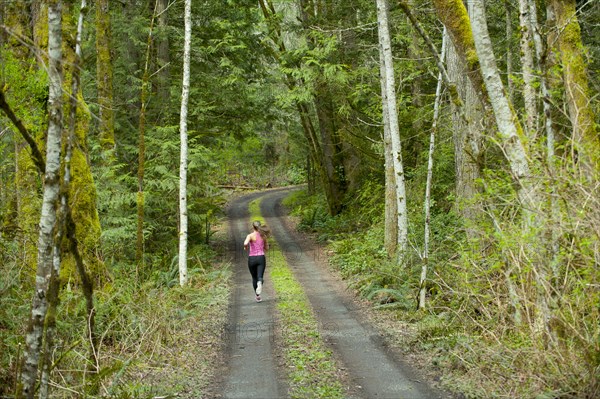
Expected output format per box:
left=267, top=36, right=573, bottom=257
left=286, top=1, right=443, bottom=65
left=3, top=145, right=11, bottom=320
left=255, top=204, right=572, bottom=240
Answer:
left=249, top=199, right=345, bottom=399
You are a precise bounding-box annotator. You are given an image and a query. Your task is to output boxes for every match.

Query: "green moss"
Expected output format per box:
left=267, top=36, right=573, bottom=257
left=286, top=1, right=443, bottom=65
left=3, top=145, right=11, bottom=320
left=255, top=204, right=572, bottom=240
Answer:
left=433, top=0, right=487, bottom=103
left=554, top=0, right=599, bottom=165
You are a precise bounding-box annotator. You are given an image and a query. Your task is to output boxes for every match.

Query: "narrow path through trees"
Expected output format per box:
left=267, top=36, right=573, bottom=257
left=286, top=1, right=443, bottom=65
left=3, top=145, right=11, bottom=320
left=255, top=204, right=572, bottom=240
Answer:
left=220, top=190, right=287, bottom=399
left=218, top=188, right=447, bottom=398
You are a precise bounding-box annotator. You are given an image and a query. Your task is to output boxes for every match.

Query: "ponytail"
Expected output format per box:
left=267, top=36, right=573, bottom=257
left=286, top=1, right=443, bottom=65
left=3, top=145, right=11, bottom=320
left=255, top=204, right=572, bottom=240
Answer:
left=252, top=220, right=271, bottom=240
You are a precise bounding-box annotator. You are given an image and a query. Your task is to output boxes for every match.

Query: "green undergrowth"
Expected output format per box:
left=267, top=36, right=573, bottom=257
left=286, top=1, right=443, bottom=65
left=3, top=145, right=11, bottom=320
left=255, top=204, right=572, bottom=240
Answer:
left=0, top=238, right=231, bottom=398
left=97, top=245, right=231, bottom=398
left=249, top=199, right=345, bottom=399
left=283, top=188, right=600, bottom=398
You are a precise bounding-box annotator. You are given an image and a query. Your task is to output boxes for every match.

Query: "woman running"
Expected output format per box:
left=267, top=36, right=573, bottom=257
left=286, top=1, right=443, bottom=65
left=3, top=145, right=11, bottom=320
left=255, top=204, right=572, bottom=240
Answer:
left=244, top=220, right=270, bottom=302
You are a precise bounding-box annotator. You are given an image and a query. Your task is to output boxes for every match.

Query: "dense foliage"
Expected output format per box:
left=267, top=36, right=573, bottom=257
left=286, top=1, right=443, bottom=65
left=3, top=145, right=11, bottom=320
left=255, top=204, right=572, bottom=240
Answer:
left=1, top=0, right=599, bottom=397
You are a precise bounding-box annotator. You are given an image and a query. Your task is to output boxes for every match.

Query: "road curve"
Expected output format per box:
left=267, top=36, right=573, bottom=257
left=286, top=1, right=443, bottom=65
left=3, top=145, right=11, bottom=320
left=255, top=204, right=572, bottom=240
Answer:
left=261, top=189, right=447, bottom=399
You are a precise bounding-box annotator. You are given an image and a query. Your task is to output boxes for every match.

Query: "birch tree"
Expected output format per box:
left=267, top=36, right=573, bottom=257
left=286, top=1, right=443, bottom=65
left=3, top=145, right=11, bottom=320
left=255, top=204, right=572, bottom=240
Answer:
left=518, top=0, right=538, bottom=137
left=19, top=1, right=63, bottom=397
left=376, top=0, right=408, bottom=261
left=39, top=2, right=90, bottom=396
left=178, top=0, right=191, bottom=287
left=379, top=45, right=397, bottom=256
left=468, top=0, right=536, bottom=213
left=420, top=29, right=447, bottom=310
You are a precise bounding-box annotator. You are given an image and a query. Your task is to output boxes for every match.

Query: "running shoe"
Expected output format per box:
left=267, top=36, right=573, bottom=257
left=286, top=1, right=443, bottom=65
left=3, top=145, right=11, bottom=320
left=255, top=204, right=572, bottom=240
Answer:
left=256, top=281, right=263, bottom=295
left=255, top=295, right=262, bottom=302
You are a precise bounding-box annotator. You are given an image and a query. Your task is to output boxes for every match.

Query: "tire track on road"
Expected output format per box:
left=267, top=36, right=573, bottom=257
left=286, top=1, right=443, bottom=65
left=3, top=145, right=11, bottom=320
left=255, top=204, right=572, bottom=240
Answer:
left=219, top=190, right=287, bottom=399
left=261, top=189, right=448, bottom=399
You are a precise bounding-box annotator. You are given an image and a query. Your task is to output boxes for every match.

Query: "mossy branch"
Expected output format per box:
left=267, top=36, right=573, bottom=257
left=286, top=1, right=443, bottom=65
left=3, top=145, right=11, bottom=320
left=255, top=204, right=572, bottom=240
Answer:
left=0, top=88, right=46, bottom=175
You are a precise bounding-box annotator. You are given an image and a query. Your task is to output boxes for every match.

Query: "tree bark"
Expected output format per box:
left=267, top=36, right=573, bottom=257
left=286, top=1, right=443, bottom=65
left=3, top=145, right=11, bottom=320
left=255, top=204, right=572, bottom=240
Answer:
left=376, top=0, right=408, bottom=261
left=439, top=3, right=484, bottom=240
left=379, top=42, right=397, bottom=256
left=40, top=2, right=95, bottom=396
left=96, top=0, right=116, bottom=156
left=549, top=0, right=599, bottom=168
left=468, top=0, right=535, bottom=211
left=19, top=2, right=63, bottom=397
left=136, top=2, right=158, bottom=276
left=157, top=0, right=171, bottom=103
left=420, top=29, right=446, bottom=310
left=178, top=0, right=191, bottom=287
left=518, top=0, right=538, bottom=137
left=431, top=0, right=488, bottom=109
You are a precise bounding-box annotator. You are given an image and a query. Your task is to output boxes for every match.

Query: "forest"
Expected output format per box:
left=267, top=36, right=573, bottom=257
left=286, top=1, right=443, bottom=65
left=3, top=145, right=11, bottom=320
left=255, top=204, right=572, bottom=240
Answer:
left=0, top=0, right=598, bottom=398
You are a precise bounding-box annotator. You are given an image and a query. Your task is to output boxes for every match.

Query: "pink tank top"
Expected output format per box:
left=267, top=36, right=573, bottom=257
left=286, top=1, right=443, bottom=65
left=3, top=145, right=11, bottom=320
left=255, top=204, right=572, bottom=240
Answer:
left=249, top=233, right=265, bottom=256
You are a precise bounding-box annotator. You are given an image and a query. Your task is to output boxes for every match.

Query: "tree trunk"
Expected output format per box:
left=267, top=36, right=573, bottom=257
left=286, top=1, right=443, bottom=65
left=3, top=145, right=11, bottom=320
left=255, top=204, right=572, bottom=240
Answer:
left=518, top=0, right=538, bottom=137
left=376, top=0, right=408, bottom=261
left=39, top=2, right=94, bottom=396
left=379, top=43, right=397, bottom=256
left=96, top=0, right=116, bottom=156
left=157, top=0, right=171, bottom=103
left=136, top=2, right=158, bottom=276
left=19, top=2, right=63, bottom=397
left=431, top=0, right=489, bottom=109
left=538, top=0, right=560, bottom=277
left=178, top=0, right=191, bottom=287
left=407, top=0, right=424, bottom=168
left=505, top=0, right=514, bottom=102
left=420, top=29, right=446, bottom=310
left=549, top=0, right=599, bottom=168
left=470, top=0, right=552, bottom=340
left=439, top=3, right=484, bottom=240
left=468, top=0, right=535, bottom=211
left=313, top=85, right=346, bottom=215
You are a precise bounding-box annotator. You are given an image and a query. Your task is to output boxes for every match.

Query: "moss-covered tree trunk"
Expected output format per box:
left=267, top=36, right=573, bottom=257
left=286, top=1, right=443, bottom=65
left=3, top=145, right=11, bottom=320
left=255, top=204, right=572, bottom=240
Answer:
left=549, top=0, right=599, bottom=169
left=431, top=0, right=488, bottom=109
left=19, top=2, right=63, bottom=397
left=444, top=6, right=484, bottom=241
left=96, top=0, right=115, bottom=156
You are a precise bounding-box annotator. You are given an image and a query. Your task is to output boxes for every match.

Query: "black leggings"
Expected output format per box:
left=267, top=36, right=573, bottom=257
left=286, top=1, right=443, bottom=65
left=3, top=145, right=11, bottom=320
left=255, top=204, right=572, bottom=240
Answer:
left=248, top=255, right=266, bottom=292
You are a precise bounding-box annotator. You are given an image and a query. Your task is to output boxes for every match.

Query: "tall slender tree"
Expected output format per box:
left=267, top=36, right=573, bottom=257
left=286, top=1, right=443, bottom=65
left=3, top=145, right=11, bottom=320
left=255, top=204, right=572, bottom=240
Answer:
left=376, top=0, right=408, bottom=262
left=96, top=0, right=115, bottom=156
left=19, top=1, right=63, bottom=397
left=178, top=0, right=192, bottom=287
left=136, top=2, right=158, bottom=275
left=420, top=29, right=447, bottom=310
left=380, top=44, right=397, bottom=256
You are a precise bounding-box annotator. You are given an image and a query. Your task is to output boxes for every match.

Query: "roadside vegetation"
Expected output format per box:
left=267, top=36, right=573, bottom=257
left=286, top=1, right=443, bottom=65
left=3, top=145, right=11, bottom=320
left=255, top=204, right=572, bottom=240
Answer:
left=284, top=185, right=598, bottom=399
left=0, top=232, right=230, bottom=398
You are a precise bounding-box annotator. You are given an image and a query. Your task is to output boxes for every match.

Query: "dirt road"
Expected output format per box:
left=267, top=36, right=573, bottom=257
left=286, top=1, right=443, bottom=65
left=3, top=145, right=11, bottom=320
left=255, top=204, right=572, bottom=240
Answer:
left=216, top=188, right=447, bottom=398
